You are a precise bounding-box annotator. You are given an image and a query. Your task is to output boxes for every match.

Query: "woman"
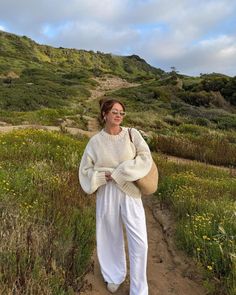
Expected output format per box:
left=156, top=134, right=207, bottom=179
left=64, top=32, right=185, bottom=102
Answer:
left=79, top=98, right=152, bottom=295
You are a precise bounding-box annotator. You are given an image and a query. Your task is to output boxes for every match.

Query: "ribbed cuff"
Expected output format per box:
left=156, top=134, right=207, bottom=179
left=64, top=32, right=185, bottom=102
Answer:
left=96, top=172, right=107, bottom=187
left=116, top=181, right=142, bottom=198
left=111, top=169, right=125, bottom=185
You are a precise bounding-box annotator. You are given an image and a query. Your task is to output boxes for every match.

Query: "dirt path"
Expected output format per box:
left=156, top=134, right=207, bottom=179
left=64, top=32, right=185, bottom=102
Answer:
left=89, top=76, right=139, bottom=100
left=164, top=154, right=236, bottom=175
left=0, top=124, right=97, bottom=137
left=80, top=197, right=207, bottom=295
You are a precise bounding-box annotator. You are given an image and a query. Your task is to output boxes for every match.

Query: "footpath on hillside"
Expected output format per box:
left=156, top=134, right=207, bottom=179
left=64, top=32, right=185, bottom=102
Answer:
left=0, top=75, right=138, bottom=136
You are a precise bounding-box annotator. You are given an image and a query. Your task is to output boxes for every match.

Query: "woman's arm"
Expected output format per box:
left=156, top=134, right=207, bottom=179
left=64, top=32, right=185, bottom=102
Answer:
left=79, top=146, right=107, bottom=194
left=111, top=128, right=152, bottom=184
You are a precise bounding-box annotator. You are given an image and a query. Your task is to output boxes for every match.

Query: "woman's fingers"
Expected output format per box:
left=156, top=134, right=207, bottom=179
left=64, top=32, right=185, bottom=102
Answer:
left=105, top=172, right=112, bottom=181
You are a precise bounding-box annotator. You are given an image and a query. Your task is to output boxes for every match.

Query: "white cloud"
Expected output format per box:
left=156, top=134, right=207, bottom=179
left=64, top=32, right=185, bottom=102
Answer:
left=47, top=21, right=139, bottom=54
left=147, top=34, right=236, bottom=76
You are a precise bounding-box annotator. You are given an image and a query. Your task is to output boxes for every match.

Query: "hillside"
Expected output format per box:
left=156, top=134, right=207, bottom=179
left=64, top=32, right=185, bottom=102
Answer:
left=0, top=30, right=236, bottom=117
left=0, top=30, right=163, bottom=79
left=0, top=31, right=236, bottom=167
left=0, top=31, right=236, bottom=295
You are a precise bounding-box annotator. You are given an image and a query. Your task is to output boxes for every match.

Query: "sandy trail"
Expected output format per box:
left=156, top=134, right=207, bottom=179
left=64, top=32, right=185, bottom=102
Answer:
left=89, top=76, right=139, bottom=100
left=80, top=197, right=207, bottom=295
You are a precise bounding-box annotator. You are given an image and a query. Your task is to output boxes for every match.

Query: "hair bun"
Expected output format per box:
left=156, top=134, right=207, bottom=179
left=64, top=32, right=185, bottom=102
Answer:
left=99, top=98, right=107, bottom=108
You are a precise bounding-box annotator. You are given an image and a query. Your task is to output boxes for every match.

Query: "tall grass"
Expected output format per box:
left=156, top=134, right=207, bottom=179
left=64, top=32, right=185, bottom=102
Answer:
left=154, top=154, right=236, bottom=294
left=0, top=108, right=88, bottom=129
left=150, top=125, right=236, bottom=167
left=0, top=129, right=95, bottom=294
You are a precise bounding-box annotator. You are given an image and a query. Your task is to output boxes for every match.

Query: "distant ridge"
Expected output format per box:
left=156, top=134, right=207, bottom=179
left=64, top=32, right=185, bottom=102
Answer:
left=0, top=30, right=164, bottom=79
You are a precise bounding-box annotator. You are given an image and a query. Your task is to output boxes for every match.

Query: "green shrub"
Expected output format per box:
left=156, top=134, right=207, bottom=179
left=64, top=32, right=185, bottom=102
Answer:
left=216, top=115, right=236, bottom=130
left=179, top=91, right=214, bottom=107
left=195, top=117, right=211, bottom=127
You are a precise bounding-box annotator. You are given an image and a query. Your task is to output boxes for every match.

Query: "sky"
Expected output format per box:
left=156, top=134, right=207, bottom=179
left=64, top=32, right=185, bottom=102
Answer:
left=0, top=0, right=236, bottom=77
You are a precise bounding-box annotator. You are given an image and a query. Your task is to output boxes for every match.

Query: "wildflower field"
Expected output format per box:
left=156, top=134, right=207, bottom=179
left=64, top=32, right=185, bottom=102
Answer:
left=0, top=129, right=95, bottom=294
left=0, top=128, right=235, bottom=295
left=155, top=154, right=236, bottom=295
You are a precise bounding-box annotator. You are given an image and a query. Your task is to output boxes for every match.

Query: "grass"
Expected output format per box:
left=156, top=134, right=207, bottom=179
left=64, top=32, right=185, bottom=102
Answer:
left=154, top=153, right=236, bottom=295
left=1, top=30, right=236, bottom=295
left=0, top=121, right=235, bottom=295
left=0, top=108, right=88, bottom=129
left=0, top=66, right=95, bottom=111
left=150, top=125, right=236, bottom=167
left=0, top=129, right=95, bottom=294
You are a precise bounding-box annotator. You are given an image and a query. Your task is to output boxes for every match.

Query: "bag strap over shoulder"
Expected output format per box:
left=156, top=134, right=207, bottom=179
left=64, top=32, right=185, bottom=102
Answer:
left=128, top=128, right=133, bottom=143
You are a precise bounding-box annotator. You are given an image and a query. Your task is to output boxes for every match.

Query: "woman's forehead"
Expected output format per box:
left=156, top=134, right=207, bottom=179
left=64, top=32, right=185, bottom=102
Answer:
left=112, top=103, right=123, bottom=110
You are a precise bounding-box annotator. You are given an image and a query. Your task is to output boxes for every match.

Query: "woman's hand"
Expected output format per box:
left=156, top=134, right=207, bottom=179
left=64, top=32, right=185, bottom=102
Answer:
left=105, top=171, right=113, bottom=181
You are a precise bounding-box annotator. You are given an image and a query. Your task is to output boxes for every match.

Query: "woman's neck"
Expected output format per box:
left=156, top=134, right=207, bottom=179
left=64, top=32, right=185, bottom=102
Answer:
left=104, top=125, right=122, bottom=135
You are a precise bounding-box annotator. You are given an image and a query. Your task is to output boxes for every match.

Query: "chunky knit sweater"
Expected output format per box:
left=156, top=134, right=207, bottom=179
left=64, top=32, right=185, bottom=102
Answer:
left=78, top=127, right=152, bottom=198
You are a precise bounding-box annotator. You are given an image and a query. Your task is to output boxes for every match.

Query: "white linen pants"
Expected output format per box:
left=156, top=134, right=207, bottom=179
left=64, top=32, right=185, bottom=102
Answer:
left=96, top=181, right=148, bottom=295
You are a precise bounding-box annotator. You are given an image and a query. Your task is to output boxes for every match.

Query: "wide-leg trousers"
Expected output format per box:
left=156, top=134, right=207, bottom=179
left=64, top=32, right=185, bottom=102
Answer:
left=96, top=181, right=148, bottom=295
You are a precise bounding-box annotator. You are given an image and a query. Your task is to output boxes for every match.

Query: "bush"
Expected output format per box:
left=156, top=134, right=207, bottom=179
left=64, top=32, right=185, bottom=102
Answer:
left=179, top=91, right=214, bottom=107
left=195, top=117, right=211, bottom=127
left=163, top=115, right=182, bottom=126
left=215, top=115, right=236, bottom=130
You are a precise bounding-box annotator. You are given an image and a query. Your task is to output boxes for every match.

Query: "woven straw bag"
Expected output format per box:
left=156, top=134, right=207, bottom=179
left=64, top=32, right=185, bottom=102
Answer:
left=128, top=128, right=158, bottom=195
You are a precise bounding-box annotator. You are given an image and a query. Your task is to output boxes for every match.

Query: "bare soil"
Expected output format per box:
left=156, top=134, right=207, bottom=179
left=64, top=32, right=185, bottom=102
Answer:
left=89, top=76, right=139, bottom=100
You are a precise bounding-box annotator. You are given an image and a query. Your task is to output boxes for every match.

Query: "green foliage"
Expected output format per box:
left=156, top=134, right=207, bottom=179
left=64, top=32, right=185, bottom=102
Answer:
left=153, top=131, right=236, bottom=167
left=155, top=154, right=236, bottom=295
left=1, top=29, right=236, bottom=295
left=195, top=117, right=211, bottom=127
left=111, top=81, right=173, bottom=113
left=0, top=129, right=94, bottom=294
left=179, top=91, right=214, bottom=107
left=0, top=31, right=166, bottom=112
left=201, top=76, right=229, bottom=92
left=0, top=31, right=163, bottom=83
left=0, top=63, right=95, bottom=111
left=222, top=76, right=236, bottom=106
left=171, top=103, right=236, bottom=130
left=0, top=79, right=74, bottom=111
left=214, top=115, right=236, bottom=130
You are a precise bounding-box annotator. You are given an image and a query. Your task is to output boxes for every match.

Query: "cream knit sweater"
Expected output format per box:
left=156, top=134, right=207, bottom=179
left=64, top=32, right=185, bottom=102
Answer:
left=78, top=127, right=152, bottom=198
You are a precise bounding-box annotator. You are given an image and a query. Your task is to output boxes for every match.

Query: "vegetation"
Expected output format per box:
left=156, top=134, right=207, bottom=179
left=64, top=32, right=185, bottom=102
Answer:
left=109, top=80, right=236, bottom=168
left=0, top=30, right=236, bottom=294
left=154, top=154, right=236, bottom=295
left=0, top=129, right=95, bottom=294
left=0, top=108, right=88, bottom=129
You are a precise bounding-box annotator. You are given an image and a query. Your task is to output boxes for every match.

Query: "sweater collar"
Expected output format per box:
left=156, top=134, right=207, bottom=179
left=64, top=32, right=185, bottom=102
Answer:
left=100, top=127, right=127, bottom=141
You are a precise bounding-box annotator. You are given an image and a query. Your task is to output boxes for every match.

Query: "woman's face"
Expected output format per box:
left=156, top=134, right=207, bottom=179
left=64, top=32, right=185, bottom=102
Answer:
left=104, top=103, right=125, bottom=127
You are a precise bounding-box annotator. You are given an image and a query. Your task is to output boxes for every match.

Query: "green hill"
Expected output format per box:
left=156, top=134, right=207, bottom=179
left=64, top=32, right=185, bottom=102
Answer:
left=0, top=30, right=236, bottom=129
left=0, top=30, right=163, bottom=79
left=0, top=30, right=164, bottom=111
left=0, top=31, right=236, bottom=295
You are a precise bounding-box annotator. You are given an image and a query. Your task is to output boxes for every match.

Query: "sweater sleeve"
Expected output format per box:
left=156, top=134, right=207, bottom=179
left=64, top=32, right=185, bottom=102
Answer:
left=111, top=128, right=152, bottom=184
left=79, top=145, right=107, bottom=194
